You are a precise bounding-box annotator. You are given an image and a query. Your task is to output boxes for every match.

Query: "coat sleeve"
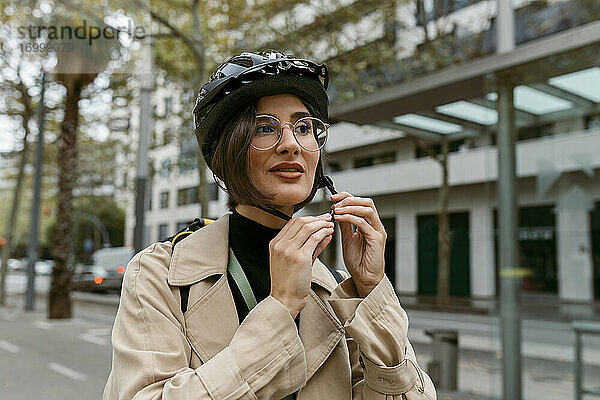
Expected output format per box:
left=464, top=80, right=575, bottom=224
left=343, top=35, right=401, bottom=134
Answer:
left=327, top=275, right=437, bottom=400
left=102, top=242, right=307, bottom=400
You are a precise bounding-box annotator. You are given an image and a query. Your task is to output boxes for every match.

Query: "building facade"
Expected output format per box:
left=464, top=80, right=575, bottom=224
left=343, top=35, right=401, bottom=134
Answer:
left=124, top=0, right=600, bottom=303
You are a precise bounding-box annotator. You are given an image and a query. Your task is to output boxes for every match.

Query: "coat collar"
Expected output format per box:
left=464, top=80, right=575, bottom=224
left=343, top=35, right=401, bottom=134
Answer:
left=168, top=213, right=338, bottom=293
left=167, top=213, right=344, bottom=381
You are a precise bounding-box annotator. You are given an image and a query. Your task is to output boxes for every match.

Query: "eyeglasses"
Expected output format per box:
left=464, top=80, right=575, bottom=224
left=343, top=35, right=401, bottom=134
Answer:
left=251, top=114, right=329, bottom=151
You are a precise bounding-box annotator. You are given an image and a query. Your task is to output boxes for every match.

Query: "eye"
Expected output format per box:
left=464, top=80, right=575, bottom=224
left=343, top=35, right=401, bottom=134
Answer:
left=255, top=116, right=279, bottom=135
left=256, top=124, right=275, bottom=135
left=294, top=120, right=312, bottom=135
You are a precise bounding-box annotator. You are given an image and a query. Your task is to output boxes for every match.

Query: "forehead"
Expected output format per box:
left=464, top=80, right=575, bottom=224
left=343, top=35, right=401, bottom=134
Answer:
left=256, top=94, right=309, bottom=118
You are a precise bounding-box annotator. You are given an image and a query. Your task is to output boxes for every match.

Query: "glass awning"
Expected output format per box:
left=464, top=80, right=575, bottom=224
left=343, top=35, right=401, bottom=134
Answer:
left=548, top=67, right=600, bottom=103
left=436, top=101, right=498, bottom=125
left=387, top=66, right=597, bottom=139
left=393, top=114, right=462, bottom=134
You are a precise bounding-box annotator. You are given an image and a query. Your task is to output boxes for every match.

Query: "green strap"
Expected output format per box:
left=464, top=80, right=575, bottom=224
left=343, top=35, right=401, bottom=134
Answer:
left=228, top=248, right=258, bottom=311
left=227, top=249, right=294, bottom=400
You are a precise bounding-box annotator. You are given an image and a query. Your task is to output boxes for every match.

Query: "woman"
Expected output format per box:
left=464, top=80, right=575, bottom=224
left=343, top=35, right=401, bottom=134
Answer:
left=103, top=51, right=436, bottom=400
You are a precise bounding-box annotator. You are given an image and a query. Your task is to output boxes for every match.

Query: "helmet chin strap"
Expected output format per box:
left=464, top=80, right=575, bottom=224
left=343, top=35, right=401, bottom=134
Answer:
left=254, top=204, right=293, bottom=222
left=252, top=175, right=339, bottom=224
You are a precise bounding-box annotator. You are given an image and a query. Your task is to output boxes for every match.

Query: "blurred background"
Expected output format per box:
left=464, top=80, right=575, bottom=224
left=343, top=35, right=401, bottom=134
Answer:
left=0, top=0, right=599, bottom=399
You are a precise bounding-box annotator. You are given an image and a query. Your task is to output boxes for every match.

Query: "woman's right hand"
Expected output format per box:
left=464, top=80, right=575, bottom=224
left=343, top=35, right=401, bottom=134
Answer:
left=269, top=213, right=334, bottom=318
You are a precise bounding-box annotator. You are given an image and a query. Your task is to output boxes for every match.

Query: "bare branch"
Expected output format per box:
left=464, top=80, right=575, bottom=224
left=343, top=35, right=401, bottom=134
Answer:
left=133, top=0, right=203, bottom=62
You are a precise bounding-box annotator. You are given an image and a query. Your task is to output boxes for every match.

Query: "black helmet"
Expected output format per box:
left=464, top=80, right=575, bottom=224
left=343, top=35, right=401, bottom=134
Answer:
left=193, top=50, right=336, bottom=221
left=194, top=50, right=329, bottom=170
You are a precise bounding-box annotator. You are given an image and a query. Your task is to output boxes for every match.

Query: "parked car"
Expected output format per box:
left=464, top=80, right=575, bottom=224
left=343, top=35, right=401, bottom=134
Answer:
left=71, top=263, right=125, bottom=293
left=7, top=258, right=22, bottom=272
left=34, top=259, right=54, bottom=275
left=15, top=258, right=55, bottom=275
left=91, top=247, right=134, bottom=274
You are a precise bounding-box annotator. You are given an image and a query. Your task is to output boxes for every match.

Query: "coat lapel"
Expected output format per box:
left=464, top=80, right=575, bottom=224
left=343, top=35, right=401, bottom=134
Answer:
left=167, top=213, right=345, bottom=375
left=167, top=214, right=238, bottom=363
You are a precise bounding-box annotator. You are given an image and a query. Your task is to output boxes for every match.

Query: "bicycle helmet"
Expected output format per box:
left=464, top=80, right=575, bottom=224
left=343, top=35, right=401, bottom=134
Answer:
left=193, top=50, right=338, bottom=222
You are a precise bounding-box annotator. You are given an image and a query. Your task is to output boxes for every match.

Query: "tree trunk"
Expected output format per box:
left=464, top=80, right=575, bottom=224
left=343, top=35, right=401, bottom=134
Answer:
left=0, top=110, right=32, bottom=305
left=49, top=81, right=82, bottom=319
left=437, top=139, right=451, bottom=307
left=192, top=0, right=210, bottom=218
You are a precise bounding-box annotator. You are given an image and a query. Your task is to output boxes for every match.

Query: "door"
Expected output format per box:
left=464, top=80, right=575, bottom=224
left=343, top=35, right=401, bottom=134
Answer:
left=381, top=217, right=396, bottom=288
left=417, top=212, right=470, bottom=297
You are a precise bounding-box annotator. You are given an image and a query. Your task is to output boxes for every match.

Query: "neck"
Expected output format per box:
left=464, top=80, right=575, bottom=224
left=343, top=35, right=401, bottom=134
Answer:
left=235, top=204, right=293, bottom=229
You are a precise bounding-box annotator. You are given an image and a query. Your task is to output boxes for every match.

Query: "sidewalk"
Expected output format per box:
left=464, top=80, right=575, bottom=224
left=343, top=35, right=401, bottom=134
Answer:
left=398, top=292, right=600, bottom=322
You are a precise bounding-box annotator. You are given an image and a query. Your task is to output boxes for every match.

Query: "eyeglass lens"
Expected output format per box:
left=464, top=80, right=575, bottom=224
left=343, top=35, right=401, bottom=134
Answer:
left=253, top=116, right=327, bottom=151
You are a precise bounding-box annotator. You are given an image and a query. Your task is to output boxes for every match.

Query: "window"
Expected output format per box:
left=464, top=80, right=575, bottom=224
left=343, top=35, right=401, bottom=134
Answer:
left=178, top=186, right=198, bottom=206
left=176, top=221, right=189, bottom=232
left=158, top=224, right=168, bottom=240
left=586, top=114, right=600, bottom=130
left=209, top=183, right=219, bottom=201
left=160, top=191, right=170, bottom=209
left=178, top=184, right=218, bottom=206
left=178, top=155, right=197, bottom=174
left=328, top=161, right=342, bottom=172
left=517, top=123, right=553, bottom=141
left=165, top=97, right=173, bottom=114
left=160, top=159, right=172, bottom=178
left=354, top=152, right=395, bottom=169
left=415, top=140, right=464, bottom=158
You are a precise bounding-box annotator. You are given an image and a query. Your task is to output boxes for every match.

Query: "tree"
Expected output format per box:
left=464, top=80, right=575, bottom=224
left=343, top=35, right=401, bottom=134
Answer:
left=49, top=7, right=115, bottom=319
left=0, top=63, right=36, bottom=305
left=413, top=137, right=451, bottom=307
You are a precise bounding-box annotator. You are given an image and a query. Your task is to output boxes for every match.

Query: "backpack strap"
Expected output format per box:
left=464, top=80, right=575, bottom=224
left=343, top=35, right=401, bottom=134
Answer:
left=327, top=267, right=350, bottom=284
left=164, top=217, right=215, bottom=315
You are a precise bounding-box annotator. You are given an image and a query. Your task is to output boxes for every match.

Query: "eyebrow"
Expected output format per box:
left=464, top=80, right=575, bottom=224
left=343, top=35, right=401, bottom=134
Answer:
left=258, top=111, right=312, bottom=121
left=290, top=111, right=311, bottom=120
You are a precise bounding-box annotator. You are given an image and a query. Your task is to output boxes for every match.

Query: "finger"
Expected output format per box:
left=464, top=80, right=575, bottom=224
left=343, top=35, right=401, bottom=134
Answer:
left=292, top=219, right=334, bottom=248
left=274, top=214, right=330, bottom=245
left=332, top=195, right=375, bottom=209
left=332, top=213, right=379, bottom=239
left=330, top=191, right=352, bottom=202
left=333, top=205, right=386, bottom=235
left=312, top=233, right=333, bottom=263
left=299, top=225, right=334, bottom=255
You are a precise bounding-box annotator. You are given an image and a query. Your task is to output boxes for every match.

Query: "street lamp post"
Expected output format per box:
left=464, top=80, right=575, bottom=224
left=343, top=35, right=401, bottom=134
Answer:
left=133, top=36, right=154, bottom=254
left=25, top=73, right=46, bottom=311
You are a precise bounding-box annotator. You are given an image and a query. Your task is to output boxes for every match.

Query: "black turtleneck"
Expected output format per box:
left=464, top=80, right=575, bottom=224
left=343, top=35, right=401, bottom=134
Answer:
left=228, top=208, right=282, bottom=323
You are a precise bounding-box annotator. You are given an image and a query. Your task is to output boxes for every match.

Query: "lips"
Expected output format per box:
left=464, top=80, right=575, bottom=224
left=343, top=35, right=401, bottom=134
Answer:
left=269, top=162, right=304, bottom=172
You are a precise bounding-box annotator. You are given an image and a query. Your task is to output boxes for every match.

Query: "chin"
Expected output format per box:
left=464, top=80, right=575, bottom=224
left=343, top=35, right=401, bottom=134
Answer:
left=273, top=188, right=312, bottom=207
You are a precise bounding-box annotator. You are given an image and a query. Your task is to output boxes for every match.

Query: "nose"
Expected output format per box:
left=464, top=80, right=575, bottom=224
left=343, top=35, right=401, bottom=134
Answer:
left=275, top=123, right=300, bottom=155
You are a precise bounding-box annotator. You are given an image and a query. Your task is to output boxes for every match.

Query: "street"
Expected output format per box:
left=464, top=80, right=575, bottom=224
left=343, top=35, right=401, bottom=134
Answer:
left=1, top=272, right=599, bottom=399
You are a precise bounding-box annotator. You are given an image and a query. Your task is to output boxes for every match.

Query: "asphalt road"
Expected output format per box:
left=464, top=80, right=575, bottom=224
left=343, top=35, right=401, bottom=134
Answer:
left=1, top=272, right=599, bottom=399
left=0, top=296, right=115, bottom=399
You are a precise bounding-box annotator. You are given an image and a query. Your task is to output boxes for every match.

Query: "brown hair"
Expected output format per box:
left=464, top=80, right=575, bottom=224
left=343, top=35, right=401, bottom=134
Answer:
left=209, top=97, right=326, bottom=213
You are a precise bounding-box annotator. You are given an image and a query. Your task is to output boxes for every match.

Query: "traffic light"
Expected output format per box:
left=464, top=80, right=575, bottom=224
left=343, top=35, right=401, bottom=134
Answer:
left=42, top=205, right=52, bottom=215
left=0, top=237, right=6, bottom=247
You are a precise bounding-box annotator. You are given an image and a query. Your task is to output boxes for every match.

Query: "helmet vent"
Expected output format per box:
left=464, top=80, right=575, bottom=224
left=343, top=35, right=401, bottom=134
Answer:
left=231, top=57, right=253, bottom=68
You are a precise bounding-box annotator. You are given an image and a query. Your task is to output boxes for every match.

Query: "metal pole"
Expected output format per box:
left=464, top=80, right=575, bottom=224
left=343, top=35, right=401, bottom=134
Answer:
left=497, top=0, right=515, bottom=53
left=497, top=79, right=521, bottom=400
left=133, top=36, right=154, bottom=253
left=25, top=73, right=46, bottom=311
left=574, top=329, right=582, bottom=400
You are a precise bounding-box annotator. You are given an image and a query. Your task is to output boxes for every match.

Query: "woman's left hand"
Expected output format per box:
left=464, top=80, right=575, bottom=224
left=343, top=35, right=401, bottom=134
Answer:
left=331, top=192, right=386, bottom=297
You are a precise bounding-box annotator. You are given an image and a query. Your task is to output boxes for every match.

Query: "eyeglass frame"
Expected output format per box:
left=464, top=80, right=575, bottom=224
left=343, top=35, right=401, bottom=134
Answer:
left=250, top=114, right=330, bottom=152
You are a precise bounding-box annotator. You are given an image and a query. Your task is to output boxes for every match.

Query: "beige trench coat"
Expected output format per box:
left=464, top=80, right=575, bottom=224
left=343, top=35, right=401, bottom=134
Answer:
left=103, top=213, right=436, bottom=400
